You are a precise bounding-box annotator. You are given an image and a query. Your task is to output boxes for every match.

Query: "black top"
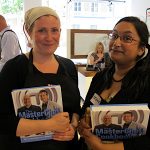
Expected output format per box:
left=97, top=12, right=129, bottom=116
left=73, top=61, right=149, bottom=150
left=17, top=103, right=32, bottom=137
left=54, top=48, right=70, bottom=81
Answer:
left=81, top=67, right=150, bottom=150
left=0, top=51, right=81, bottom=150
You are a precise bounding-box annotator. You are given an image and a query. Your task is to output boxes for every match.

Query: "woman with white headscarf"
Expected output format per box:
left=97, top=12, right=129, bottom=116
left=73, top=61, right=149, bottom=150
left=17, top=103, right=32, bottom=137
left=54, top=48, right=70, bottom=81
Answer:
left=0, top=6, right=80, bottom=150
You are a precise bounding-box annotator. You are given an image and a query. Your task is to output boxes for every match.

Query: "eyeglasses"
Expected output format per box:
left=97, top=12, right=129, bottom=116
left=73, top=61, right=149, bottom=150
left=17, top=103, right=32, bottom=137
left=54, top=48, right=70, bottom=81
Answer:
left=109, top=33, right=138, bottom=43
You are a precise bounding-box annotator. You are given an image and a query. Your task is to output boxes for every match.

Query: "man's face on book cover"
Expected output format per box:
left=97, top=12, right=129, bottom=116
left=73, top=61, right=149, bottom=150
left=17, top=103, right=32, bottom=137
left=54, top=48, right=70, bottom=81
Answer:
left=102, top=114, right=112, bottom=126
left=23, top=95, right=32, bottom=108
left=39, top=91, right=49, bottom=103
left=123, top=113, right=133, bottom=124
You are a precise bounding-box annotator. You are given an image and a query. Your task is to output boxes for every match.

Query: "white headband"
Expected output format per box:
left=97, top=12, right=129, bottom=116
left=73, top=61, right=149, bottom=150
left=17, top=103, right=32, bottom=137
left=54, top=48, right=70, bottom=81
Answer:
left=24, top=6, right=60, bottom=30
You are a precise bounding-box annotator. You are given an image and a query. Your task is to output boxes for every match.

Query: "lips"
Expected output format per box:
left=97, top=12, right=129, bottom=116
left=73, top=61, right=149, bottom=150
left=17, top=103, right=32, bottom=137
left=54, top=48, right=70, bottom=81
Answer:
left=43, top=43, right=53, bottom=46
left=110, top=48, right=123, bottom=53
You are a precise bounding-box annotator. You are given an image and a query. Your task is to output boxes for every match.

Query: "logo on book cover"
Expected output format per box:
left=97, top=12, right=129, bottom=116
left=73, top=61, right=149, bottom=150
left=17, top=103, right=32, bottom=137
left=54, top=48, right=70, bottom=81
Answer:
left=91, top=105, right=149, bottom=141
left=11, top=85, right=63, bottom=143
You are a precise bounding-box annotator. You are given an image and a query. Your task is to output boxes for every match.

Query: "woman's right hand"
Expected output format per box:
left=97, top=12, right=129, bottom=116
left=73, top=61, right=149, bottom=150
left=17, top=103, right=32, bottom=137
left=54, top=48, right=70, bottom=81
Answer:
left=78, top=116, right=91, bottom=137
left=49, top=112, right=70, bottom=132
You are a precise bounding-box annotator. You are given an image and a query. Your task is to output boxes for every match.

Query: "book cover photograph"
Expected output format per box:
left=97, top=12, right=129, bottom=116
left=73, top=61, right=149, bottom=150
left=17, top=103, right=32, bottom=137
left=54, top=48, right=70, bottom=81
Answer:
left=11, top=85, right=63, bottom=143
left=90, top=104, right=150, bottom=142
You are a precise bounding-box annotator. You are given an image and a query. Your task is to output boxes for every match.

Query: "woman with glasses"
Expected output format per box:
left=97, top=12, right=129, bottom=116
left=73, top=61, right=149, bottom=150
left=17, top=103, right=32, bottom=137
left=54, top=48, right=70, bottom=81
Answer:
left=78, top=16, right=150, bottom=150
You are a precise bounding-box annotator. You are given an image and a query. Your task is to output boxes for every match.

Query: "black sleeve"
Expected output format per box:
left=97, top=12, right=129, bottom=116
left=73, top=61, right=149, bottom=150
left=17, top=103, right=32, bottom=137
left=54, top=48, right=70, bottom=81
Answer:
left=56, top=55, right=81, bottom=115
left=81, top=70, right=150, bottom=149
left=123, top=135, right=150, bottom=150
left=0, top=54, right=28, bottom=135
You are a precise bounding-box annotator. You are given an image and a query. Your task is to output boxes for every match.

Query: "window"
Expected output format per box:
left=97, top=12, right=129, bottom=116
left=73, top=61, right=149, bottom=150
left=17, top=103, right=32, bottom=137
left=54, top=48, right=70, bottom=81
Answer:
left=91, top=2, right=98, bottom=12
left=74, top=2, right=81, bottom=11
left=90, top=25, right=97, bottom=29
left=72, top=24, right=80, bottom=29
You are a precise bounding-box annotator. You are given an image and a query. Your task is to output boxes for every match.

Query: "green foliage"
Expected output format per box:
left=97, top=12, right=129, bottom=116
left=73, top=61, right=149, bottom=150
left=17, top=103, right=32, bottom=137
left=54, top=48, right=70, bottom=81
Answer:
left=1, top=0, right=23, bottom=14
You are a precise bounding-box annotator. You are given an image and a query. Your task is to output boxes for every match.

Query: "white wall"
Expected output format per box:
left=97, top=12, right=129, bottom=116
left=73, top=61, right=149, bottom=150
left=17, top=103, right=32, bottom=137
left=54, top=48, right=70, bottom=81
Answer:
left=24, top=0, right=42, bottom=12
left=131, top=0, right=150, bottom=21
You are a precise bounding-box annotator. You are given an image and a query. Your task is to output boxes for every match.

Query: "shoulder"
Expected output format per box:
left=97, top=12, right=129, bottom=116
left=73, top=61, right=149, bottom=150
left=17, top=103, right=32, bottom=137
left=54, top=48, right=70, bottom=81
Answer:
left=131, top=121, right=141, bottom=126
left=129, top=121, right=138, bottom=127
left=2, top=54, right=28, bottom=69
left=1, top=29, right=17, bottom=39
left=56, top=55, right=78, bottom=83
left=18, top=106, right=25, bottom=112
left=32, top=105, right=41, bottom=110
left=0, top=54, right=29, bottom=77
left=94, top=124, right=104, bottom=129
left=88, top=51, right=95, bottom=56
left=49, top=101, right=58, bottom=105
left=112, top=124, right=122, bottom=129
left=56, top=55, right=75, bottom=68
left=91, top=68, right=108, bottom=84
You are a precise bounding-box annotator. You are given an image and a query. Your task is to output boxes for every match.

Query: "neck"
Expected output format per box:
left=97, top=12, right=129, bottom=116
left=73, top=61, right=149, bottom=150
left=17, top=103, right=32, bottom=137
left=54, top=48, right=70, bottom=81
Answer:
left=33, top=51, right=55, bottom=64
left=112, top=77, right=123, bottom=82
left=113, top=63, right=135, bottom=81
left=32, top=52, right=58, bottom=73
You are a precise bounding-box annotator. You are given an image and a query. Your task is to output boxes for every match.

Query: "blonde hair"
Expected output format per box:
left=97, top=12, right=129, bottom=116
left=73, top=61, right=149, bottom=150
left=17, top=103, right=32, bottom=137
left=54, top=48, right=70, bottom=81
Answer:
left=95, top=42, right=104, bottom=53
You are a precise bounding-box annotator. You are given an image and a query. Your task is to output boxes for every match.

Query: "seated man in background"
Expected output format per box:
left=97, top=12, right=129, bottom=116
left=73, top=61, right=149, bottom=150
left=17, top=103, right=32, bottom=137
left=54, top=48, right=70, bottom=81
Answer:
left=0, top=15, right=21, bottom=71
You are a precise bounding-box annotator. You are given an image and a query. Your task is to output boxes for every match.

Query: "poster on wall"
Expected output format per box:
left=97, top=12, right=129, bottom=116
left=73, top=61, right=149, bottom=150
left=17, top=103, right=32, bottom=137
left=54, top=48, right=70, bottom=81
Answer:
left=70, top=29, right=112, bottom=59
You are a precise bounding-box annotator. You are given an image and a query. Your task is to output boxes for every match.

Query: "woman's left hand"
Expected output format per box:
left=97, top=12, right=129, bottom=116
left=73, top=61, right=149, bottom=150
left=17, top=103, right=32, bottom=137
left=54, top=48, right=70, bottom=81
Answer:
left=52, top=124, right=75, bottom=141
left=83, top=128, right=102, bottom=147
left=80, top=127, right=103, bottom=150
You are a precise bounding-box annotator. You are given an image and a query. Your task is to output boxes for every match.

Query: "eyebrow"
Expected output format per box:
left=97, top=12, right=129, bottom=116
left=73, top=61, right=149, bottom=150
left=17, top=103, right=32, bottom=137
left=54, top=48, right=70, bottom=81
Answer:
left=113, top=30, right=134, bottom=35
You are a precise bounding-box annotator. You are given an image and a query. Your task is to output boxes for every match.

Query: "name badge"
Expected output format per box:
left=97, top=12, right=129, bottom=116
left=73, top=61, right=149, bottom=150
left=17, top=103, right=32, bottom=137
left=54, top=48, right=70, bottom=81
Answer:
left=90, top=93, right=101, bottom=105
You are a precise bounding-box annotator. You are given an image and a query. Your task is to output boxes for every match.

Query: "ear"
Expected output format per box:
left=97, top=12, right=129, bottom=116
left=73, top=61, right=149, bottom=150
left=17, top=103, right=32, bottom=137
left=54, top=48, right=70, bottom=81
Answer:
left=138, top=46, right=145, bottom=57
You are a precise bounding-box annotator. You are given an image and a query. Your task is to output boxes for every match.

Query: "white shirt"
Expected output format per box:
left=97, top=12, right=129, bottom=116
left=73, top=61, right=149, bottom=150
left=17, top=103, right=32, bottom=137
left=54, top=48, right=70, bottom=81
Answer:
left=0, top=26, right=21, bottom=71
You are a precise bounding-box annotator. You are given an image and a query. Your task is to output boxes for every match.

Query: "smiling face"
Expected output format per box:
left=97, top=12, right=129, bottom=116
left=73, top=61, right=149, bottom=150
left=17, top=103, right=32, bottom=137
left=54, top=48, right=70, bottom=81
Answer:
left=39, top=91, right=49, bottom=103
left=28, top=15, right=61, bottom=56
left=109, top=21, right=145, bottom=67
left=123, top=113, right=133, bottom=124
left=23, top=95, right=31, bottom=108
left=102, top=114, right=112, bottom=126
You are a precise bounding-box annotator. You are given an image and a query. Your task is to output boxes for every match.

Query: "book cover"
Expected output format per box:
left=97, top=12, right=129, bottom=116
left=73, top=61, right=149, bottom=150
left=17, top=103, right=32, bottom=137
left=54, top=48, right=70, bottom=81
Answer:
left=11, top=85, right=63, bottom=143
left=90, top=104, right=150, bottom=142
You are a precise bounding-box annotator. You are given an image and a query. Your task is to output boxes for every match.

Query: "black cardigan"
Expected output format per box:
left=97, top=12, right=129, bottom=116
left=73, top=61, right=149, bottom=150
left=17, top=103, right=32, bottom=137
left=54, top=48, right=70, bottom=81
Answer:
left=0, top=53, right=81, bottom=150
left=81, top=68, right=150, bottom=150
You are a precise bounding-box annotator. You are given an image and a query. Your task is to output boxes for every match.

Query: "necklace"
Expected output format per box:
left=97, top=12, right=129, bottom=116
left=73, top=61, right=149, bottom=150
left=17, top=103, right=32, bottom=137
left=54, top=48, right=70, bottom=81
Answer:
left=112, top=77, right=123, bottom=82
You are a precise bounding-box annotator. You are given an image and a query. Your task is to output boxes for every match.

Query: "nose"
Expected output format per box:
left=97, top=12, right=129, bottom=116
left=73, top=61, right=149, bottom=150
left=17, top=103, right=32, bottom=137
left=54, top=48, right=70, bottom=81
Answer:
left=46, top=31, right=53, bottom=40
left=113, top=36, right=122, bottom=47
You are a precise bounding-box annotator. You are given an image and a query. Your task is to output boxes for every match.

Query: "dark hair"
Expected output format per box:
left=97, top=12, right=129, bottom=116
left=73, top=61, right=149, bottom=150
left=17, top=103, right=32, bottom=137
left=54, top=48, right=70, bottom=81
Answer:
left=123, top=111, right=133, bottom=116
left=99, top=16, right=150, bottom=100
left=39, top=89, right=48, bottom=95
left=115, top=16, right=149, bottom=48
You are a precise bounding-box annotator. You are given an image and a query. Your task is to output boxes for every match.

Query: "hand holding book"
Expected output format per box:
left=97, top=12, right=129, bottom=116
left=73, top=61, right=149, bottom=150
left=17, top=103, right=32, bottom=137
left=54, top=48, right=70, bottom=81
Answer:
left=50, top=112, right=70, bottom=132
left=78, top=107, right=92, bottom=138
left=52, top=124, right=75, bottom=141
left=85, top=107, right=92, bottom=127
left=11, top=85, right=64, bottom=143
